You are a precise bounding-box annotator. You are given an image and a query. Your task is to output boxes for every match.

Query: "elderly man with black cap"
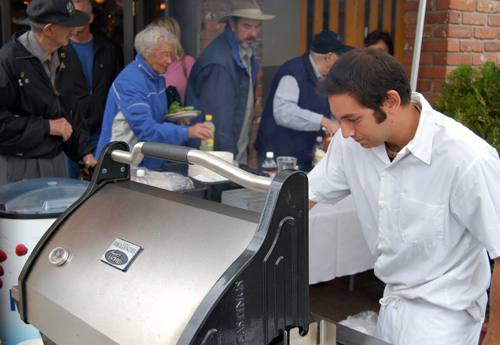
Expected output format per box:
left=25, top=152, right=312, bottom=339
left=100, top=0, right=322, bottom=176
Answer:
left=254, top=30, right=353, bottom=172
left=0, top=0, right=97, bottom=186
left=185, top=0, right=275, bottom=166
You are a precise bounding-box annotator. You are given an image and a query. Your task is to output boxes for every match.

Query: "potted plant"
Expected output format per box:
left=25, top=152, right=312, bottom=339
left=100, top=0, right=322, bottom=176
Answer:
left=433, top=61, right=500, bottom=153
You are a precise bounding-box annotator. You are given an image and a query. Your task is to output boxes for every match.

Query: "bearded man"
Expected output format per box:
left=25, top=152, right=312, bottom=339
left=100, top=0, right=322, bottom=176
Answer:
left=185, top=0, right=275, bottom=165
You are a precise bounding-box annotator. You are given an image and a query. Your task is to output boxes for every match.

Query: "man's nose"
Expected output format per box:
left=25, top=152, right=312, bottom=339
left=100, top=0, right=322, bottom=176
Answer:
left=250, top=27, right=259, bottom=37
left=341, top=124, right=354, bottom=139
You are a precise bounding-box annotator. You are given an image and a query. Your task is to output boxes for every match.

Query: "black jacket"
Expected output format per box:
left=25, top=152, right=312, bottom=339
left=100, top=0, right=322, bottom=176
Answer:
left=65, top=34, right=121, bottom=134
left=0, top=31, right=94, bottom=161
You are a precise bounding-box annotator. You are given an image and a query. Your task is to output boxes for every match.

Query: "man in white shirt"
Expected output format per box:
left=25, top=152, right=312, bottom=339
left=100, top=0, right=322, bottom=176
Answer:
left=255, top=30, right=352, bottom=172
left=308, top=48, right=500, bottom=345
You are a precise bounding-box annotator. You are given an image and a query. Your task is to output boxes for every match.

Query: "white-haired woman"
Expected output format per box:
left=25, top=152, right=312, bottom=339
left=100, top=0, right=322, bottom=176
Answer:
left=96, top=25, right=212, bottom=168
left=151, top=17, right=195, bottom=105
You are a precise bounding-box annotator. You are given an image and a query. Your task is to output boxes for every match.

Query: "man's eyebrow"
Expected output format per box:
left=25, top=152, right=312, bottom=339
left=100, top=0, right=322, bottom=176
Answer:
left=338, top=113, right=356, bottom=120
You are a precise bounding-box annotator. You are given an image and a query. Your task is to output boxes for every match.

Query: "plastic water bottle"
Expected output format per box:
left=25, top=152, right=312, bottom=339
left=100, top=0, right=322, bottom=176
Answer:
left=200, top=114, right=215, bottom=151
left=312, top=136, right=325, bottom=168
left=262, top=151, right=277, bottom=178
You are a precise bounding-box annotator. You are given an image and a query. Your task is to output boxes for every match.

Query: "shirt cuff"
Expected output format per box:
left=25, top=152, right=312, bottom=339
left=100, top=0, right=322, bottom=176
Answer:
left=43, top=120, right=50, bottom=135
left=181, top=126, right=189, bottom=141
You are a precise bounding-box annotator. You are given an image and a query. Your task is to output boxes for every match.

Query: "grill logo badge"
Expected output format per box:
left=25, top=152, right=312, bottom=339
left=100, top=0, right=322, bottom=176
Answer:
left=100, top=238, right=142, bottom=271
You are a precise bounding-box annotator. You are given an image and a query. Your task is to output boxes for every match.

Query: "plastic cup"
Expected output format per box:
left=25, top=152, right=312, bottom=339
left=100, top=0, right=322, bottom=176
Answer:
left=277, top=156, right=297, bottom=172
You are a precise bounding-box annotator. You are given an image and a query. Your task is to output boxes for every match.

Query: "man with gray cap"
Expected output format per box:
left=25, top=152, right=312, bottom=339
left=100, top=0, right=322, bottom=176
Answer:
left=185, top=0, right=275, bottom=166
left=254, top=30, right=353, bottom=171
left=0, top=0, right=97, bottom=186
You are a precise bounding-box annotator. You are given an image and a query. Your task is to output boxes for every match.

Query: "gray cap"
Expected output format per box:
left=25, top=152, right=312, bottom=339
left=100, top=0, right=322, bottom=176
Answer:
left=27, top=0, right=90, bottom=27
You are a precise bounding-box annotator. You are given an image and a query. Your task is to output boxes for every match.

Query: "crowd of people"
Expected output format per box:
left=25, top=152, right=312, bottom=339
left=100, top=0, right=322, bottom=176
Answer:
left=0, top=0, right=499, bottom=344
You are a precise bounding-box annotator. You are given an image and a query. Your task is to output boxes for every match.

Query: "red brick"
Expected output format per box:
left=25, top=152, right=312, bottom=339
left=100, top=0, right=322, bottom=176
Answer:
left=433, top=53, right=472, bottom=65
left=421, top=40, right=460, bottom=52
left=405, top=13, right=418, bottom=25
left=417, top=80, right=431, bottom=91
left=489, top=14, right=500, bottom=26
left=403, top=52, right=432, bottom=65
left=436, top=0, right=475, bottom=11
left=405, top=26, right=433, bottom=38
left=406, top=0, right=433, bottom=11
left=462, top=13, right=487, bottom=25
left=204, top=22, right=224, bottom=31
left=475, top=27, right=498, bottom=39
left=425, top=12, right=461, bottom=24
left=485, top=41, right=500, bottom=51
left=460, top=41, right=485, bottom=52
left=418, top=66, right=449, bottom=79
left=434, top=26, right=473, bottom=38
left=472, top=54, right=497, bottom=64
left=202, top=2, right=229, bottom=11
left=201, top=31, right=216, bottom=40
left=477, top=1, right=500, bottom=13
left=201, top=41, right=210, bottom=50
left=432, top=80, right=446, bottom=92
left=422, top=93, right=438, bottom=104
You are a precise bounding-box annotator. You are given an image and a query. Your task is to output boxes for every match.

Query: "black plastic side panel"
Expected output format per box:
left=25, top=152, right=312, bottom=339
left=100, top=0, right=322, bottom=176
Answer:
left=178, top=170, right=312, bottom=345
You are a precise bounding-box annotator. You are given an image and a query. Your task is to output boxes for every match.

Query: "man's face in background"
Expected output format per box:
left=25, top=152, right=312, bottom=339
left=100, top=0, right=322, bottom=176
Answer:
left=229, top=17, right=262, bottom=50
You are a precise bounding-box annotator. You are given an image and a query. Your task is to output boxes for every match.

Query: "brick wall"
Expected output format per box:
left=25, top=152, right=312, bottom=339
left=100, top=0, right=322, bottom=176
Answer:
left=404, top=0, right=500, bottom=102
left=199, top=0, right=265, bottom=168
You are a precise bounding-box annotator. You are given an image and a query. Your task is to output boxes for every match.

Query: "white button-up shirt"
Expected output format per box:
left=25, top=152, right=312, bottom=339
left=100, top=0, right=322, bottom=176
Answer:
left=309, top=93, right=500, bottom=319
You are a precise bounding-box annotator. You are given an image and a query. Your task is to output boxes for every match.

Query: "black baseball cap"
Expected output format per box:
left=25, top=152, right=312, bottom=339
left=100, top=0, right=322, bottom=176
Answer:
left=311, top=30, right=354, bottom=55
left=27, top=0, right=90, bottom=27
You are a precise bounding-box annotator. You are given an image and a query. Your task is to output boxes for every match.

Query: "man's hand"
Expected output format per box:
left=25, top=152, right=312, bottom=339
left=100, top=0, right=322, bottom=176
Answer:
left=309, top=199, right=317, bottom=210
left=81, top=153, right=97, bottom=175
left=188, top=123, right=213, bottom=139
left=321, top=118, right=341, bottom=137
left=49, top=118, right=73, bottom=142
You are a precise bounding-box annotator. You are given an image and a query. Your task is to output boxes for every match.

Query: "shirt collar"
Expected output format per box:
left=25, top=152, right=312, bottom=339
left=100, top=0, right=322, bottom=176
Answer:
left=308, top=53, right=322, bottom=79
left=18, top=31, right=59, bottom=66
left=135, top=53, right=162, bottom=79
left=404, top=92, right=435, bottom=165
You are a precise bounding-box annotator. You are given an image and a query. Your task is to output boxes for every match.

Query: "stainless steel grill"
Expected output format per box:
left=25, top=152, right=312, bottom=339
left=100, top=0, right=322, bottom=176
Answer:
left=12, top=141, right=389, bottom=345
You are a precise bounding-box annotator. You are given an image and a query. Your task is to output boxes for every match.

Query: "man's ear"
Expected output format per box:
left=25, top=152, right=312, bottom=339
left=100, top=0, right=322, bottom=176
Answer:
left=228, top=18, right=236, bottom=32
left=384, top=90, right=401, bottom=113
left=89, top=13, right=95, bottom=24
left=43, top=24, right=53, bottom=36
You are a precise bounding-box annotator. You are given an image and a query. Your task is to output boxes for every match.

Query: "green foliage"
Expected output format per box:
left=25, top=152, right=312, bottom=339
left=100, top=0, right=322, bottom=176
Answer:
left=433, top=62, right=500, bottom=152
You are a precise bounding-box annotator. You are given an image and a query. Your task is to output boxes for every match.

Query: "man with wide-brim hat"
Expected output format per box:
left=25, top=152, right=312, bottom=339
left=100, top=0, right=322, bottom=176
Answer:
left=185, top=0, right=275, bottom=166
left=0, top=0, right=97, bottom=186
left=255, top=30, right=354, bottom=172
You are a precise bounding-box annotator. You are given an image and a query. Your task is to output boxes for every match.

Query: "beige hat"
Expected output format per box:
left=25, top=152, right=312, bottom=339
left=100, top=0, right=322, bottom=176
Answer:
left=218, top=0, right=276, bottom=23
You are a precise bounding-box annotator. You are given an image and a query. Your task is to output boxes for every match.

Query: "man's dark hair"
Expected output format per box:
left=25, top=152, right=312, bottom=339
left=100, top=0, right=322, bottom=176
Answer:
left=317, top=48, right=412, bottom=123
left=364, top=30, right=394, bottom=56
left=230, top=16, right=241, bottom=25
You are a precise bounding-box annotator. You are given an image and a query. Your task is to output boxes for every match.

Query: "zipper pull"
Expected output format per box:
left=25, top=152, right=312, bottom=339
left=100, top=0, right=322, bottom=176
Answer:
left=54, top=89, right=60, bottom=96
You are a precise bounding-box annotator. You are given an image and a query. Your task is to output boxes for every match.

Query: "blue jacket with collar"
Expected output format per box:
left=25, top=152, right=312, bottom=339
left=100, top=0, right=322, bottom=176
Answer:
left=185, top=25, right=259, bottom=157
left=96, top=53, right=189, bottom=168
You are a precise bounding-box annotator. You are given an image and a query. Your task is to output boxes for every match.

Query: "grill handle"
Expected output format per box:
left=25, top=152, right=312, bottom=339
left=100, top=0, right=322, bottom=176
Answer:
left=110, top=142, right=272, bottom=193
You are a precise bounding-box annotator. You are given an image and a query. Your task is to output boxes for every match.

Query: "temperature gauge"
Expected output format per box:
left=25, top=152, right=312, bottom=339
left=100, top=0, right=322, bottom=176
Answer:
left=49, top=247, right=69, bottom=266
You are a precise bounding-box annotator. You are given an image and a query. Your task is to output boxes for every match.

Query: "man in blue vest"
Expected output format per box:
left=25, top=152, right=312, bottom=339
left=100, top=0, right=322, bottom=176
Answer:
left=254, top=30, right=353, bottom=172
left=185, top=0, right=275, bottom=166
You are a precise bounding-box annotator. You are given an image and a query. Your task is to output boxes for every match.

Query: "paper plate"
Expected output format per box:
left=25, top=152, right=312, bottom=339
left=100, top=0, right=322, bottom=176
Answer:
left=163, top=110, right=202, bottom=122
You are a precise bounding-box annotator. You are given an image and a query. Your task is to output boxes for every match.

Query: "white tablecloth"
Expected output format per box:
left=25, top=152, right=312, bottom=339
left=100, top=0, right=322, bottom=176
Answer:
left=309, top=195, right=377, bottom=284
